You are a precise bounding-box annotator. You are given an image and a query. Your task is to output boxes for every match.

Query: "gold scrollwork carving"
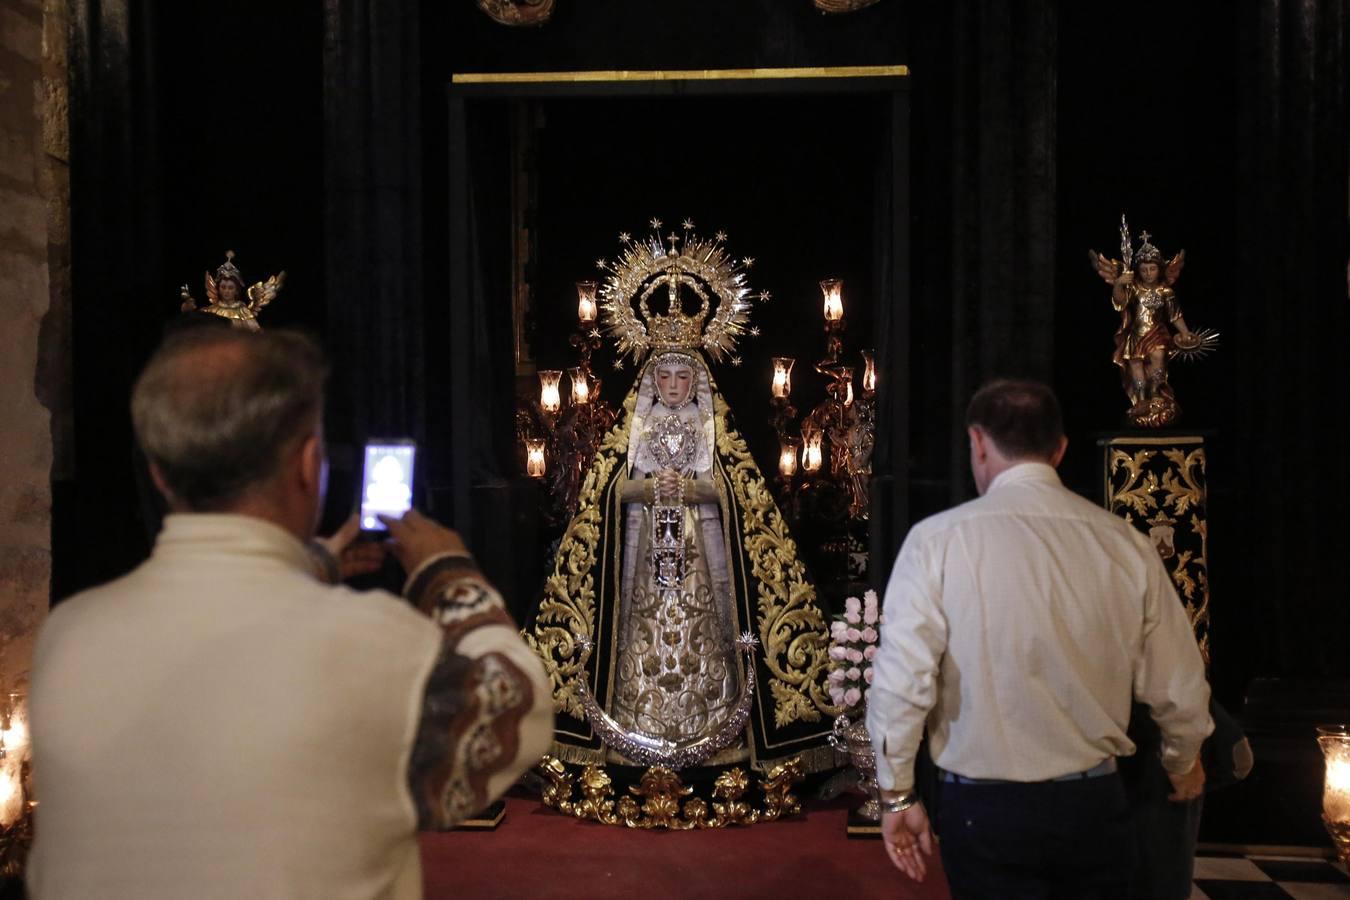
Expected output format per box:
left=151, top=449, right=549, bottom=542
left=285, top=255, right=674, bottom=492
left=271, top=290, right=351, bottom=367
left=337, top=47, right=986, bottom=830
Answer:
left=1105, top=441, right=1210, bottom=664
left=537, top=755, right=804, bottom=829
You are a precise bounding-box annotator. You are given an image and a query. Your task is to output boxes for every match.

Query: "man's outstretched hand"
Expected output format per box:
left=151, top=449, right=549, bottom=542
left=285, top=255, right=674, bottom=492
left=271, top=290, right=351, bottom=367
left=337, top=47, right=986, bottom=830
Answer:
left=378, top=509, right=470, bottom=574
left=881, top=802, right=935, bottom=882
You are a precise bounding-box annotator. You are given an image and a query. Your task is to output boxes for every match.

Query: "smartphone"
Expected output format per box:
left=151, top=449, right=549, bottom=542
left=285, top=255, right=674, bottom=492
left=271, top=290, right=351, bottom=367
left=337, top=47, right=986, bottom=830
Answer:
left=359, top=438, right=417, bottom=532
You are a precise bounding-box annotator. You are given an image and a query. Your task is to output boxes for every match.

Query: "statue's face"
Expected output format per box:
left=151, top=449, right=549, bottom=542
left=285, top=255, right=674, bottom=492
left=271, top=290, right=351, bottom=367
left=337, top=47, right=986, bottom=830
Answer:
left=1137, top=261, right=1159, bottom=285
left=656, top=363, right=695, bottom=407
left=218, top=278, right=241, bottom=303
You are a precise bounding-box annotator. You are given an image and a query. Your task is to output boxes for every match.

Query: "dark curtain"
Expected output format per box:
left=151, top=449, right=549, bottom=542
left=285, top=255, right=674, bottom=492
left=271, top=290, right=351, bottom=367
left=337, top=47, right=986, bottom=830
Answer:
left=59, top=0, right=164, bottom=599
left=1230, top=0, right=1349, bottom=680
left=909, top=1, right=1059, bottom=515
left=321, top=0, right=426, bottom=450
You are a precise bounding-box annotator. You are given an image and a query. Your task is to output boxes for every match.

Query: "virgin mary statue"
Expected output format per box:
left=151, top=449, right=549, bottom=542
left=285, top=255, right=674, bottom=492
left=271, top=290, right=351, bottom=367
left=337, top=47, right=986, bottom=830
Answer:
left=525, top=225, right=836, bottom=790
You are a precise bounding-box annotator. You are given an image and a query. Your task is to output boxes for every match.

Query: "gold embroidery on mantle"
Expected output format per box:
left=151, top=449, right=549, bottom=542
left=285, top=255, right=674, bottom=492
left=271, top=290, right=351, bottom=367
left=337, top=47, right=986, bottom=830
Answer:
left=713, top=394, right=834, bottom=726
left=524, top=392, right=636, bottom=719
left=537, top=755, right=804, bottom=830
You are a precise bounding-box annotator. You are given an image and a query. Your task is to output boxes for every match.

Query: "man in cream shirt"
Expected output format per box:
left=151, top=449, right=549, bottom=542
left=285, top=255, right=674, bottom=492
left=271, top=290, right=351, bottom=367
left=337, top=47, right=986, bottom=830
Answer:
left=867, top=379, right=1212, bottom=899
left=29, top=329, right=553, bottom=899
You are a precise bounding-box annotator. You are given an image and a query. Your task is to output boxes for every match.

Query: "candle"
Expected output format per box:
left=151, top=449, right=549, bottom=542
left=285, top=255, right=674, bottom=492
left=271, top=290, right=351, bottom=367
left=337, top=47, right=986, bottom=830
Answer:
left=576, top=281, right=599, bottom=325
left=802, top=431, right=824, bottom=473
left=861, top=350, right=877, bottom=393
left=839, top=372, right=855, bottom=406
left=525, top=438, right=547, bottom=479
left=778, top=438, right=800, bottom=478
left=569, top=367, right=590, bottom=405
left=771, top=358, right=795, bottom=399
left=820, top=278, right=844, bottom=322
left=538, top=370, right=563, bottom=414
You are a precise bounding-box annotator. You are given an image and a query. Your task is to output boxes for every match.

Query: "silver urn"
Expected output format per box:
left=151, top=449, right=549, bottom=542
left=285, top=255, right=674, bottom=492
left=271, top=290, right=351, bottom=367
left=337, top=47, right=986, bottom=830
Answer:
left=829, top=713, right=881, bottom=821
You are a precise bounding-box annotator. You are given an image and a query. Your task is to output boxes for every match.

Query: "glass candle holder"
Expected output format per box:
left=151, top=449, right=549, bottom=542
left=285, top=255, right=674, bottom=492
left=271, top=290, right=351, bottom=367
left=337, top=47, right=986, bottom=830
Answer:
left=820, top=278, right=844, bottom=322
left=576, top=281, right=599, bottom=324
left=778, top=437, right=800, bottom=478
left=861, top=349, right=877, bottom=394
left=771, top=358, right=795, bottom=399
left=568, top=367, right=590, bottom=405
left=802, top=431, right=825, bottom=473
left=1318, top=724, right=1350, bottom=863
left=538, top=370, right=563, bottom=414
left=525, top=438, right=547, bottom=479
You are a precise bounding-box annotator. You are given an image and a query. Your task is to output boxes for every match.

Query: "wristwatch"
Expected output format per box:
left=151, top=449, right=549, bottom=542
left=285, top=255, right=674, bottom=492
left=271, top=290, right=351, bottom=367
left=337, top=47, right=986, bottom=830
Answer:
left=877, top=791, right=919, bottom=814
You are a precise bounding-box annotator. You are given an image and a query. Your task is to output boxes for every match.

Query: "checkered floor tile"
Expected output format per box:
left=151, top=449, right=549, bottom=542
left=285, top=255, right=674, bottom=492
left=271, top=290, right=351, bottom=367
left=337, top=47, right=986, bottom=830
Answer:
left=1191, top=854, right=1350, bottom=899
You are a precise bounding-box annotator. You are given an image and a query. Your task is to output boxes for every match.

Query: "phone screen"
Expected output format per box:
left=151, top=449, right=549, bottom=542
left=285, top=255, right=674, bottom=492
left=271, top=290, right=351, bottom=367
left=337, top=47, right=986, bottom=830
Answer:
left=359, top=441, right=416, bottom=531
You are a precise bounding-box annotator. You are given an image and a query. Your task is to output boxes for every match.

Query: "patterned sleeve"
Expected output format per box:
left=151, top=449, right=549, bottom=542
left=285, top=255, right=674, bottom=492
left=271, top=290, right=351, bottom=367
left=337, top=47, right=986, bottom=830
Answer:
left=404, top=555, right=554, bottom=830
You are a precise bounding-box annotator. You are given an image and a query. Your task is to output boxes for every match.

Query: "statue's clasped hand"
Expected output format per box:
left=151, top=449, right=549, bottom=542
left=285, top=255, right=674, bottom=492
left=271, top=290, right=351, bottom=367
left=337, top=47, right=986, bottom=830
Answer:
left=655, top=468, right=682, bottom=502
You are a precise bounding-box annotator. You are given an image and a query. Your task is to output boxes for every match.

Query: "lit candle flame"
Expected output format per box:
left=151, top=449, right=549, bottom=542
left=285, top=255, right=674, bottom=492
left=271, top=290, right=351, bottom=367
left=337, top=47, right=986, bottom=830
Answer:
left=538, top=370, right=563, bottom=414
left=802, top=432, right=824, bottom=473
left=569, top=367, right=590, bottom=405
left=525, top=439, right=547, bottom=478
left=771, top=358, right=795, bottom=399
left=779, top=439, right=799, bottom=478
left=576, top=281, right=598, bottom=324
left=820, top=278, right=844, bottom=323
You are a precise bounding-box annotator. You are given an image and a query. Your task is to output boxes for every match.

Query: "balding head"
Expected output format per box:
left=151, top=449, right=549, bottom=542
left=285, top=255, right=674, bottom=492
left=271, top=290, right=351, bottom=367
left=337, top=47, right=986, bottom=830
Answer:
left=132, top=329, right=328, bottom=511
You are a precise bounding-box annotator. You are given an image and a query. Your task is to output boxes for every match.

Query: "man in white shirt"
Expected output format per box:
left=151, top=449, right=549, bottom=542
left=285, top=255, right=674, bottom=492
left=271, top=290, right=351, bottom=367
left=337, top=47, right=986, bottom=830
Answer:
left=29, top=328, right=553, bottom=899
left=867, top=378, right=1212, bottom=899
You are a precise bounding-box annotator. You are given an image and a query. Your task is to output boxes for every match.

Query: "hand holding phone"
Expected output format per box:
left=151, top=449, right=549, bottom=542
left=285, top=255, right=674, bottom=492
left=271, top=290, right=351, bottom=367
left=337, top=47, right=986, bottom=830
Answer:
left=359, top=439, right=416, bottom=532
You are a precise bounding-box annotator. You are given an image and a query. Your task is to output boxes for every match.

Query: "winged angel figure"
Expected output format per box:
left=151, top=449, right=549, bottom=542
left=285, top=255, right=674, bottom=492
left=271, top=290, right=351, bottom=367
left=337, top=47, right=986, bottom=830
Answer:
left=179, top=250, right=286, bottom=332
left=1089, top=220, right=1217, bottom=428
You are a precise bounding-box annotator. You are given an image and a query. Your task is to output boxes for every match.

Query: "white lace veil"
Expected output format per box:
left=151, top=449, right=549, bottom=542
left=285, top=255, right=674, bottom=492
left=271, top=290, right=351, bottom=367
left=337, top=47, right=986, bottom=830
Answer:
left=627, top=351, right=716, bottom=476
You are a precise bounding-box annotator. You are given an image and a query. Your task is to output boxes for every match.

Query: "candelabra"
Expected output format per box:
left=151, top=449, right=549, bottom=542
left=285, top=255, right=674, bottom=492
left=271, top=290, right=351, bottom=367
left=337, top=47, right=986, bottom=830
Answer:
left=769, top=278, right=876, bottom=525
left=516, top=281, right=617, bottom=527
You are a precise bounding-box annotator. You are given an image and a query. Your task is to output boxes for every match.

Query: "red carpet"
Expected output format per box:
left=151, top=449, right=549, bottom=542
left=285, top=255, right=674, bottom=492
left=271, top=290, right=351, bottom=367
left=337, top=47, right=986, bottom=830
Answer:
left=420, top=796, right=951, bottom=899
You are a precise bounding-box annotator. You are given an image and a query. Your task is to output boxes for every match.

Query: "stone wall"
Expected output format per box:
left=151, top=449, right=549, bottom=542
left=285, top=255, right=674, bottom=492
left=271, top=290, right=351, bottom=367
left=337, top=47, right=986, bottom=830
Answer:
left=0, top=0, right=67, bottom=742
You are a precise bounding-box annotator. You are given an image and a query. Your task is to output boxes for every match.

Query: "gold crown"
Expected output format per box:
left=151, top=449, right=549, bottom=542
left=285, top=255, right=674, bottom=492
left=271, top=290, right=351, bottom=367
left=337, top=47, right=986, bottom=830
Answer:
left=596, top=219, right=767, bottom=366
left=647, top=309, right=704, bottom=351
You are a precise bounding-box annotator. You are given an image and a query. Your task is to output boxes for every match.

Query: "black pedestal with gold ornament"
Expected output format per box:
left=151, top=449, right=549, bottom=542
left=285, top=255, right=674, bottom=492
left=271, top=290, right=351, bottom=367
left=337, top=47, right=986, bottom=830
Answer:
left=451, top=800, right=506, bottom=831
left=1097, top=433, right=1211, bottom=663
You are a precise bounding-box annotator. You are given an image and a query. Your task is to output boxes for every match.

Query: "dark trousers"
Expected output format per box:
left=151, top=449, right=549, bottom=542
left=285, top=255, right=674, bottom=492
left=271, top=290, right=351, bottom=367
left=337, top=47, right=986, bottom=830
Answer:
left=936, top=773, right=1133, bottom=900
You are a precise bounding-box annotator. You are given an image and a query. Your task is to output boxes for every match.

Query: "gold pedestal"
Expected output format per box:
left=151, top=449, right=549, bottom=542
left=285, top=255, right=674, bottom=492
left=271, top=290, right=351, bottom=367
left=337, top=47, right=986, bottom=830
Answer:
left=535, top=755, right=804, bottom=829
left=1099, top=433, right=1211, bottom=661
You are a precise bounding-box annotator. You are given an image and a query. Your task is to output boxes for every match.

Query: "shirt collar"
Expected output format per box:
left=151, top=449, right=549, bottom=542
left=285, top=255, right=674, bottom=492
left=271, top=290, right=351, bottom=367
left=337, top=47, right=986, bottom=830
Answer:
left=154, top=513, right=314, bottom=574
left=986, top=461, right=1062, bottom=494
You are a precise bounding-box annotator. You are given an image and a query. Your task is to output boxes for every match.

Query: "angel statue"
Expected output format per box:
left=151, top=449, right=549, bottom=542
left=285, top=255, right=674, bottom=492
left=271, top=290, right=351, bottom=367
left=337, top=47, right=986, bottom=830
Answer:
left=1090, top=217, right=1218, bottom=428
left=179, top=250, right=285, bottom=331
left=524, top=222, right=836, bottom=820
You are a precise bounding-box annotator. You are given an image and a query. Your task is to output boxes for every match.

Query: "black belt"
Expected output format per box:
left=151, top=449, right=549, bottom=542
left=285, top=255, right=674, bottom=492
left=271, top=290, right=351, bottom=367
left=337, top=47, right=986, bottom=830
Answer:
left=939, top=757, right=1118, bottom=785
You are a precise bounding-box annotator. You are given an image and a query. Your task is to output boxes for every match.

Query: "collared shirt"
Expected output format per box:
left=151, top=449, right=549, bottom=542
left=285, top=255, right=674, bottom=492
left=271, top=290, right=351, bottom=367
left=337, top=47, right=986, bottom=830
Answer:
left=867, top=462, right=1212, bottom=793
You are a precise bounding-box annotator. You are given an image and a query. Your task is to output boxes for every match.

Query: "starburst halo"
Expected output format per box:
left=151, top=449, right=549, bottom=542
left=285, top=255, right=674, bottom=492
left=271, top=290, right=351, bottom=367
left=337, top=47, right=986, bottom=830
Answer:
left=596, top=218, right=760, bottom=365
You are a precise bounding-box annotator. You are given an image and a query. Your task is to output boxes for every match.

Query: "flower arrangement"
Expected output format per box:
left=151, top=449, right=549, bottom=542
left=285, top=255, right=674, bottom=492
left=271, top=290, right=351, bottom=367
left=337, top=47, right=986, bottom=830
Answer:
left=827, top=589, right=882, bottom=715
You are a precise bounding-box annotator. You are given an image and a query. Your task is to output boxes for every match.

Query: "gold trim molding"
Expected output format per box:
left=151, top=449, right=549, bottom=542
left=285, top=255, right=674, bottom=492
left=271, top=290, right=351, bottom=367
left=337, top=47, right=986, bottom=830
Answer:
left=452, top=65, right=909, bottom=85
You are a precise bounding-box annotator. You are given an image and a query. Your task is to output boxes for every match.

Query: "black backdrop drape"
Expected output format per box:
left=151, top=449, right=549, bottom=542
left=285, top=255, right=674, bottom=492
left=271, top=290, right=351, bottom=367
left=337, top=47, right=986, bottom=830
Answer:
left=58, top=0, right=1350, bottom=708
